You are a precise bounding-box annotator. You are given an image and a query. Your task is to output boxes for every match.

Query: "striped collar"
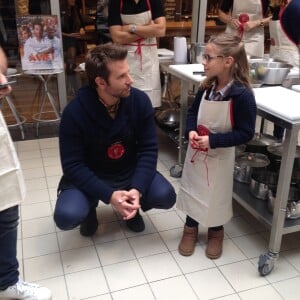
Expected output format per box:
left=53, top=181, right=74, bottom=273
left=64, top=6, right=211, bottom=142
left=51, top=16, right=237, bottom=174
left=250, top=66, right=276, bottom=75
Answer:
left=208, top=80, right=233, bottom=101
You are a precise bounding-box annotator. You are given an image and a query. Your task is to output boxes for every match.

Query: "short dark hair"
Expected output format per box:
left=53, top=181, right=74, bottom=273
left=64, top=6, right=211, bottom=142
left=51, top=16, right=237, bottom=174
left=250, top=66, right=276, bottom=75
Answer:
left=85, top=43, right=128, bottom=88
left=32, top=18, right=43, bottom=31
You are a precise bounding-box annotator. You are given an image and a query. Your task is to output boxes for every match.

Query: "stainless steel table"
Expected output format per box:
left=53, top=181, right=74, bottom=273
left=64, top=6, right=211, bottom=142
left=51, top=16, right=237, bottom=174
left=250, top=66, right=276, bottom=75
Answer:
left=165, top=64, right=205, bottom=177
left=234, top=86, right=300, bottom=275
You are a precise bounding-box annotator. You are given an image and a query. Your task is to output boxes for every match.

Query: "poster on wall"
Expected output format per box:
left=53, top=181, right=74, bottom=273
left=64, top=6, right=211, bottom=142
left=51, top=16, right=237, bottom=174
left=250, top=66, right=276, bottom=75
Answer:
left=16, top=15, right=63, bottom=71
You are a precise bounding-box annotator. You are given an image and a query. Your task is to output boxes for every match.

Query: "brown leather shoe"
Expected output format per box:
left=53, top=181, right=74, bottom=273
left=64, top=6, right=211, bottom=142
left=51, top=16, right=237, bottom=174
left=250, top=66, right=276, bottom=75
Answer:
left=178, top=225, right=198, bottom=256
left=205, top=228, right=224, bottom=259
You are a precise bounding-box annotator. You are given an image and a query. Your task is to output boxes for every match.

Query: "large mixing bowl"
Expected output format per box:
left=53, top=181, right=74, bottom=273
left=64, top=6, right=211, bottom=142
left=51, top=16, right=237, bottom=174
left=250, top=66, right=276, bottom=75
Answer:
left=250, top=61, right=292, bottom=85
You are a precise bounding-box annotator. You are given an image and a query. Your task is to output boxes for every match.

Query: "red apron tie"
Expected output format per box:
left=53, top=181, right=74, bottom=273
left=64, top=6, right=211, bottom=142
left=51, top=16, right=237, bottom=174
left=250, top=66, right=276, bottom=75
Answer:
left=190, top=124, right=210, bottom=186
left=125, top=39, right=157, bottom=71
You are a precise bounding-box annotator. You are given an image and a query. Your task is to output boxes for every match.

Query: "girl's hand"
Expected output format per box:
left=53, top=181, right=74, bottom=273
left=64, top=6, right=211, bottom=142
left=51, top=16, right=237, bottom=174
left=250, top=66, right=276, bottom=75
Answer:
left=189, top=130, right=200, bottom=149
left=198, top=135, right=210, bottom=150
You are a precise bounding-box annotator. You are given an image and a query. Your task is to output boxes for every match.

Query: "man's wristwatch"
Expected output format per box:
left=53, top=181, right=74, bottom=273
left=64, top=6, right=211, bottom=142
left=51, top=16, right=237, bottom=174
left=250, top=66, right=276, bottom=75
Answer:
left=129, top=23, right=137, bottom=34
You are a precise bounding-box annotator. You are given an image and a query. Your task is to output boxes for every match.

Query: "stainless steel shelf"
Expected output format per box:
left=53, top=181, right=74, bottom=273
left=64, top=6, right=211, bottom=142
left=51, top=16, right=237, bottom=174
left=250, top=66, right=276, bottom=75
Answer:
left=233, top=181, right=300, bottom=233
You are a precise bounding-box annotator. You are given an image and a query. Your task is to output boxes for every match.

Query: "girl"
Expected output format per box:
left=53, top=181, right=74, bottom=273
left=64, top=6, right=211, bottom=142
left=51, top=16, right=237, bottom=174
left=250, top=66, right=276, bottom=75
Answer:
left=177, top=33, right=257, bottom=259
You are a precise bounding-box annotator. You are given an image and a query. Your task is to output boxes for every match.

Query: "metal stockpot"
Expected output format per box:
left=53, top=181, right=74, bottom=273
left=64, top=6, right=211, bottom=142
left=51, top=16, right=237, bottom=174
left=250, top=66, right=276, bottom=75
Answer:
left=267, top=143, right=300, bottom=172
left=234, top=152, right=270, bottom=183
left=249, top=170, right=278, bottom=200
left=267, top=186, right=300, bottom=219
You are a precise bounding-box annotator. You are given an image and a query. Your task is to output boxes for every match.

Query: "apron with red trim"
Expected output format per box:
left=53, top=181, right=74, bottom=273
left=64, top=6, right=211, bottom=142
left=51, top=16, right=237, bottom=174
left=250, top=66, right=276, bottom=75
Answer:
left=269, top=18, right=299, bottom=67
left=176, top=95, right=235, bottom=227
left=0, top=111, right=26, bottom=211
left=225, top=0, right=264, bottom=57
left=120, top=0, right=161, bottom=107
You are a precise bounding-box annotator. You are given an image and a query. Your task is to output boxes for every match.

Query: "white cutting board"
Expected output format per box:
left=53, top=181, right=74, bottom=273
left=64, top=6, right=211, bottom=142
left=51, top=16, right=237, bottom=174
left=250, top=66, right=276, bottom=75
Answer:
left=253, top=86, right=300, bottom=123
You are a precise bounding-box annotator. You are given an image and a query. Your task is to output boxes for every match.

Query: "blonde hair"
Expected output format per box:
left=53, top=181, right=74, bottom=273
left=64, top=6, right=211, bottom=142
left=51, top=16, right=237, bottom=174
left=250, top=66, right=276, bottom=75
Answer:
left=200, top=33, right=251, bottom=90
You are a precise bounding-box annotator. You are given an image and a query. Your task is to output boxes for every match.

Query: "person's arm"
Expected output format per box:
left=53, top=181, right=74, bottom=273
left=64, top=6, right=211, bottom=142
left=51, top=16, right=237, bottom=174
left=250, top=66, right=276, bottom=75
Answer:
left=218, top=8, right=234, bottom=26
left=0, top=46, right=7, bottom=74
left=109, top=17, right=166, bottom=44
left=59, top=104, right=115, bottom=204
left=0, top=47, right=12, bottom=97
left=130, top=91, right=158, bottom=195
left=243, top=15, right=272, bottom=32
left=108, top=0, right=165, bottom=44
left=218, top=0, right=235, bottom=25
left=185, top=89, right=203, bottom=138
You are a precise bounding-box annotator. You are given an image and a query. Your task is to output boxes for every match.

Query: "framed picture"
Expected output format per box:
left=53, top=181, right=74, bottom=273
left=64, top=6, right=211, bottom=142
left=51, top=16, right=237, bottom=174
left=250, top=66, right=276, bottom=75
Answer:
left=16, top=15, right=63, bottom=70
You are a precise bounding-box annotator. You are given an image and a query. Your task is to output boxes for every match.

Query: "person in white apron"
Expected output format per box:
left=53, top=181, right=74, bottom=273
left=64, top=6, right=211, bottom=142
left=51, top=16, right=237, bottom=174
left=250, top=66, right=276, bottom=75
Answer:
left=0, top=47, right=52, bottom=299
left=219, top=0, right=272, bottom=57
left=269, top=0, right=299, bottom=67
left=177, top=33, right=256, bottom=259
left=268, top=0, right=299, bottom=140
left=108, top=0, right=166, bottom=108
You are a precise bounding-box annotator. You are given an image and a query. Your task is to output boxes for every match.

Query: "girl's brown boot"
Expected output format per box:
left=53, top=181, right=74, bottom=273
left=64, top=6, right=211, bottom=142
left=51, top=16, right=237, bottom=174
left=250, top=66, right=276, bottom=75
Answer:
left=178, top=225, right=198, bottom=256
left=205, top=228, right=224, bottom=259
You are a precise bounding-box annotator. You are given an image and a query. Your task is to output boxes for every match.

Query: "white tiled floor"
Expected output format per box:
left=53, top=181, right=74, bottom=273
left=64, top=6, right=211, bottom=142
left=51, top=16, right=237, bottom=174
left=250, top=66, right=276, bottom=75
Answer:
left=14, top=127, right=300, bottom=300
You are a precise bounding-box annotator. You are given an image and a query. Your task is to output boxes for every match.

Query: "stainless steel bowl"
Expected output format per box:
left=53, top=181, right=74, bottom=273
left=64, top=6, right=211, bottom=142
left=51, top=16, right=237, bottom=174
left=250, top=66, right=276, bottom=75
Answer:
left=250, top=61, right=292, bottom=85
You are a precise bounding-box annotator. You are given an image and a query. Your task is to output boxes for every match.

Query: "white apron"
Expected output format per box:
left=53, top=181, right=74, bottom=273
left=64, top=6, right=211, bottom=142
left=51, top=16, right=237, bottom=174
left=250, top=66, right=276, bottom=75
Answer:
left=269, top=20, right=299, bottom=67
left=0, top=111, right=26, bottom=211
left=225, top=0, right=264, bottom=57
left=120, top=0, right=161, bottom=107
left=176, top=96, right=235, bottom=227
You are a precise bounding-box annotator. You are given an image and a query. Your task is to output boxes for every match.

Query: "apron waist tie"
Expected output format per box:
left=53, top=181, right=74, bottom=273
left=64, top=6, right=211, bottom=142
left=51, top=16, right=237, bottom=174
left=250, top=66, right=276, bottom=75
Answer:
left=190, top=149, right=210, bottom=187
left=125, top=39, right=157, bottom=71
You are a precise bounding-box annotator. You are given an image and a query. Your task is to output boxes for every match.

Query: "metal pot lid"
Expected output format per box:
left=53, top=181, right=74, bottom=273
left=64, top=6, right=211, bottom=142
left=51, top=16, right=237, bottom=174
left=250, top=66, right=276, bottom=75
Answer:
left=267, top=143, right=300, bottom=158
left=247, top=133, right=279, bottom=146
left=235, top=152, right=270, bottom=167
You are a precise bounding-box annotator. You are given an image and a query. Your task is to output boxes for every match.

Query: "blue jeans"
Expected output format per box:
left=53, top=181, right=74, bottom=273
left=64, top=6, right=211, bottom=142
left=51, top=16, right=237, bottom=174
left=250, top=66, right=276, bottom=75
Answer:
left=54, top=171, right=176, bottom=230
left=0, top=206, right=19, bottom=290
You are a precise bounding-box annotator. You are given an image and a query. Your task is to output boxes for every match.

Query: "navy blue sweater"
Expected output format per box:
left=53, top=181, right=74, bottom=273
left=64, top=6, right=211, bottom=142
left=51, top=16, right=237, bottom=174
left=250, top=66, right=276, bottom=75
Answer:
left=59, top=86, right=158, bottom=204
left=186, top=81, right=257, bottom=148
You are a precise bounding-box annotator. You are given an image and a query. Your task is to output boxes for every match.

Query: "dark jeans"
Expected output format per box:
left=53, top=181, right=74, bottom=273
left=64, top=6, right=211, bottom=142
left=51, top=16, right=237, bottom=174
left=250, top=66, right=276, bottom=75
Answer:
left=0, top=206, right=19, bottom=290
left=186, top=215, right=223, bottom=231
left=54, top=172, right=176, bottom=230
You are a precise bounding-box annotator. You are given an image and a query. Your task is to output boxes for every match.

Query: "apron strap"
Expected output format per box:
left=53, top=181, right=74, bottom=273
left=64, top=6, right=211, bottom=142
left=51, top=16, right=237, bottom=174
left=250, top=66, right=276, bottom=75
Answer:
left=229, top=98, right=234, bottom=128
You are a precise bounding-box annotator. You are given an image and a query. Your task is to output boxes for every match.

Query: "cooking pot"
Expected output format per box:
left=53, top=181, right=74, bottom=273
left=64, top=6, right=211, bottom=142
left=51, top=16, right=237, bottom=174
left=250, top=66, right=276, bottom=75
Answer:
left=234, top=152, right=270, bottom=183
left=249, top=170, right=278, bottom=200
left=155, top=108, right=180, bottom=129
left=250, top=61, right=292, bottom=85
left=246, top=133, right=279, bottom=155
left=267, top=143, right=300, bottom=172
left=267, top=186, right=300, bottom=219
